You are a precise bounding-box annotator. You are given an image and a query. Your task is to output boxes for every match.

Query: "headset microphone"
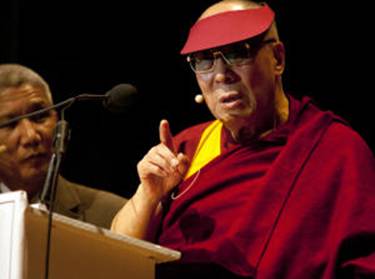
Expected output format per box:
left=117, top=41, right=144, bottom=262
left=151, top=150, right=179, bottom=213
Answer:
left=194, top=94, right=204, bottom=104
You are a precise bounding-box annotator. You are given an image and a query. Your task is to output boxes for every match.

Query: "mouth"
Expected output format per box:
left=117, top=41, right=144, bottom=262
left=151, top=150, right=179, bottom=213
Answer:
left=217, top=90, right=244, bottom=109
left=23, top=152, right=49, bottom=163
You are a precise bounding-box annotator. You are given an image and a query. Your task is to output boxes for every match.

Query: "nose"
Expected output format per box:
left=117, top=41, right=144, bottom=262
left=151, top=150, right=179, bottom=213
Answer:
left=213, top=58, right=237, bottom=84
left=18, top=118, right=42, bottom=147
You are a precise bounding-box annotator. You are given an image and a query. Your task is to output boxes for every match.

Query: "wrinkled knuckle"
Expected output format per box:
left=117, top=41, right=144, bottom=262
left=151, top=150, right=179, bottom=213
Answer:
left=150, top=145, right=159, bottom=153
left=137, top=161, right=145, bottom=171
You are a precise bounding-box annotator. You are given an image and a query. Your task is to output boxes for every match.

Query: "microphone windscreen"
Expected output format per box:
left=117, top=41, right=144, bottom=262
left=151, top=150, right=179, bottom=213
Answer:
left=104, top=84, right=138, bottom=113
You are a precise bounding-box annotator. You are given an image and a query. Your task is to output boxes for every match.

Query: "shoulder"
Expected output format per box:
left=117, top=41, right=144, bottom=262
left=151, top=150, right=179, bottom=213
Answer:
left=321, top=121, right=374, bottom=160
left=289, top=94, right=374, bottom=160
left=307, top=121, right=375, bottom=183
left=59, top=177, right=127, bottom=228
left=65, top=179, right=127, bottom=208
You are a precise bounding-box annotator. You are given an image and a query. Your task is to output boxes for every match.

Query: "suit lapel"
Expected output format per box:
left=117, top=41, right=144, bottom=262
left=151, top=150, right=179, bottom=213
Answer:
left=54, top=176, right=85, bottom=221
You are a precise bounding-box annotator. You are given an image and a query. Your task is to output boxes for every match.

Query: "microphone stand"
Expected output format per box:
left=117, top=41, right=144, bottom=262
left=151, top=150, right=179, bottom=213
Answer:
left=39, top=94, right=106, bottom=204
left=40, top=105, right=71, bottom=279
left=37, top=94, right=107, bottom=279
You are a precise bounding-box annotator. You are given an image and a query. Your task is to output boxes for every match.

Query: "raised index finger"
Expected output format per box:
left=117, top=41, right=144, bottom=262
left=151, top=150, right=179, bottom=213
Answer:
left=159, top=119, right=175, bottom=154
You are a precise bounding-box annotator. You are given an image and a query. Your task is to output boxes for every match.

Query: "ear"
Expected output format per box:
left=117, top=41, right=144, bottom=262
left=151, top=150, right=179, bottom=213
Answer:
left=272, top=41, right=285, bottom=76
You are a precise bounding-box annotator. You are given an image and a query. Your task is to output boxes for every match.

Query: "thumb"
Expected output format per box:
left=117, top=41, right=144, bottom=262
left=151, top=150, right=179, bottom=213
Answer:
left=159, top=119, right=175, bottom=153
left=176, top=153, right=190, bottom=178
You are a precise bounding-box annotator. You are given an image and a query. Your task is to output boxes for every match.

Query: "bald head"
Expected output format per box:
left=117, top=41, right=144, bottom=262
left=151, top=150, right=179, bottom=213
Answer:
left=199, top=0, right=262, bottom=20
left=198, top=0, right=279, bottom=40
left=0, top=64, right=53, bottom=103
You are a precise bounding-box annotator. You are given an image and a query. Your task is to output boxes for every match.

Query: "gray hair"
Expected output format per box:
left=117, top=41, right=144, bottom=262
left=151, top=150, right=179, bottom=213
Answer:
left=0, top=64, right=53, bottom=102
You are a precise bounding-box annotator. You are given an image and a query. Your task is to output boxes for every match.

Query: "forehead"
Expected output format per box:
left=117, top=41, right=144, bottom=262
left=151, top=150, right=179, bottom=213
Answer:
left=199, top=1, right=251, bottom=19
left=0, top=84, right=51, bottom=115
left=0, top=84, right=50, bottom=104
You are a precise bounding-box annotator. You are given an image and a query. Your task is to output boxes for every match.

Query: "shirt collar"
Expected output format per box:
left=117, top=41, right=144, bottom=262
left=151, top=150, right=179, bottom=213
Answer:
left=0, top=182, right=11, bottom=193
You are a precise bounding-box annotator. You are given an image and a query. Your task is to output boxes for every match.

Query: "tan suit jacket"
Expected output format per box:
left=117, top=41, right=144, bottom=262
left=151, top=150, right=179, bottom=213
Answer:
left=53, top=176, right=127, bottom=229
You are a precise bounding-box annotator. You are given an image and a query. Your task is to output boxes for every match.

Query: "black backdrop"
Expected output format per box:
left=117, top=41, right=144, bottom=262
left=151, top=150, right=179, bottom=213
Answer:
left=1, top=1, right=373, bottom=198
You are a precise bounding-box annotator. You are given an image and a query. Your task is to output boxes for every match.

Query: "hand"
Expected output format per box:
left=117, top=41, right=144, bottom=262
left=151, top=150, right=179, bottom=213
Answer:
left=137, top=120, right=189, bottom=205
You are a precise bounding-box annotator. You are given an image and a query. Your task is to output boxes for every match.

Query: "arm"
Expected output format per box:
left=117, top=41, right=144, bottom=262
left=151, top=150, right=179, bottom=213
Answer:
left=111, top=120, right=189, bottom=240
left=110, top=185, right=163, bottom=240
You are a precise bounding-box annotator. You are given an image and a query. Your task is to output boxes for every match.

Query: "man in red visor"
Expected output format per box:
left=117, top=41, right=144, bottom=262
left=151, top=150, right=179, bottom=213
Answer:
left=112, top=1, right=375, bottom=278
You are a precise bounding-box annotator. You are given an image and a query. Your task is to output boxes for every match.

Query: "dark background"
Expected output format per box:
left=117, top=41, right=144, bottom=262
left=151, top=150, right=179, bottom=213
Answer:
left=1, top=1, right=373, bottom=198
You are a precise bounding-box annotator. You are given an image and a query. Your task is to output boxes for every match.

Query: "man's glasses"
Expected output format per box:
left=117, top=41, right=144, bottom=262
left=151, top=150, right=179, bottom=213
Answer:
left=187, top=38, right=277, bottom=74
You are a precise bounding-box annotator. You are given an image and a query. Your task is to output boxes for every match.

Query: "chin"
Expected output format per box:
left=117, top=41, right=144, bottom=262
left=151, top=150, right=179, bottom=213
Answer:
left=21, top=168, right=47, bottom=183
left=220, top=109, right=254, bottom=123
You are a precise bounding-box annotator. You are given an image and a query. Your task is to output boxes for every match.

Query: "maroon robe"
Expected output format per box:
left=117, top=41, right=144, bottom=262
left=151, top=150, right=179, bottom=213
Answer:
left=157, top=96, right=375, bottom=278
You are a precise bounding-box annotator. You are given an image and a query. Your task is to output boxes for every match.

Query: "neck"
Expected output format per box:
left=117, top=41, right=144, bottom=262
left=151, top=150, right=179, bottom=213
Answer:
left=274, top=89, right=289, bottom=126
left=2, top=176, right=44, bottom=200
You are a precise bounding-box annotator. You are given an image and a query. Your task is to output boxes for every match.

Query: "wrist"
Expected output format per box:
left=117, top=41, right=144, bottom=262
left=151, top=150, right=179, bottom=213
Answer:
left=134, top=184, right=162, bottom=210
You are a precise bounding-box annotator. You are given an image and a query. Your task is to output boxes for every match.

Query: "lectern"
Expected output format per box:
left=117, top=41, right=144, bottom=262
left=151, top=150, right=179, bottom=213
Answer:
left=0, top=191, right=180, bottom=279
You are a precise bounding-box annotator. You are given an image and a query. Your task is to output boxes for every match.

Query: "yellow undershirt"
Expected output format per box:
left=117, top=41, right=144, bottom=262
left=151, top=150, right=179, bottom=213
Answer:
left=184, top=120, right=223, bottom=180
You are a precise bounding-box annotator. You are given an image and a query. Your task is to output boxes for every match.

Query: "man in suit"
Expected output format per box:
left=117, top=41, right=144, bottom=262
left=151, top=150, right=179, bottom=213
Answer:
left=0, top=63, right=126, bottom=229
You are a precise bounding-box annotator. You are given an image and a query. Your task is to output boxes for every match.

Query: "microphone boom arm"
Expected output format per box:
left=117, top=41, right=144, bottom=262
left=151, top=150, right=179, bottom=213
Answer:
left=0, top=94, right=107, bottom=129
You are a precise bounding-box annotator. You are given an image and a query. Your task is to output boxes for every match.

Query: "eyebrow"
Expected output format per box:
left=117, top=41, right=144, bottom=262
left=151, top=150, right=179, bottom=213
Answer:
left=0, top=99, right=50, bottom=126
left=28, top=99, right=49, bottom=112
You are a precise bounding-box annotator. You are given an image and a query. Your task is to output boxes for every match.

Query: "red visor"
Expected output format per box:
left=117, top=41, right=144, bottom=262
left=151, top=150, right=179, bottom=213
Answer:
left=181, top=4, right=275, bottom=55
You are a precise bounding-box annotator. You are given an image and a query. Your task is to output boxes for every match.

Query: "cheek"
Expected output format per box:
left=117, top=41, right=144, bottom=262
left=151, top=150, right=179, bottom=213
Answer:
left=29, top=123, right=56, bottom=155
left=241, top=65, right=274, bottom=101
left=41, top=128, right=55, bottom=149
left=42, top=116, right=58, bottom=139
left=251, top=59, right=275, bottom=89
left=196, top=74, right=217, bottom=103
left=0, top=131, right=16, bottom=154
left=196, top=76, right=209, bottom=94
left=0, top=133, right=8, bottom=146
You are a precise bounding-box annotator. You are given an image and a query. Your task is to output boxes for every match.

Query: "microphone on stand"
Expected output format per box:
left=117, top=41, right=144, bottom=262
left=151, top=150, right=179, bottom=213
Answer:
left=35, top=83, right=138, bottom=279
left=38, top=83, right=138, bottom=203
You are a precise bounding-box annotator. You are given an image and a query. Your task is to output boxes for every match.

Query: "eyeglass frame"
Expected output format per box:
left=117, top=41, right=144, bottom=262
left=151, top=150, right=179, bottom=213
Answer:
left=186, top=38, right=277, bottom=74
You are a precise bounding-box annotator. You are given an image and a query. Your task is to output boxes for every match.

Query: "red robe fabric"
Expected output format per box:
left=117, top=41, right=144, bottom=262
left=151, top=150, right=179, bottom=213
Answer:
left=157, top=96, right=375, bottom=278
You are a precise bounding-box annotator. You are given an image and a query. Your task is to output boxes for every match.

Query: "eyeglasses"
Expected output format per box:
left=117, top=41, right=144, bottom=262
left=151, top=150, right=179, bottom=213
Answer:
left=187, top=38, right=277, bottom=74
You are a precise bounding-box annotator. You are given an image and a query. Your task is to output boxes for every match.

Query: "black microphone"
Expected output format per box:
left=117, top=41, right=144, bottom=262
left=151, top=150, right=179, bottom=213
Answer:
left=103, top=83, right=138, bottom=114
left=0, top=83, right=138, bottom=128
